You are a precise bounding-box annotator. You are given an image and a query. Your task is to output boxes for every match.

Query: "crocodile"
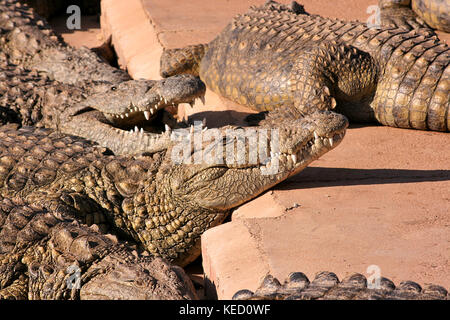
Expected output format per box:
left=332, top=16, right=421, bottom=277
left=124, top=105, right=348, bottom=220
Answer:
left=0, top=110, right=348, bottom=299
left=0, top=0, right=127, bottom=85
left=232, top=271, right=449, bottom=300
left=160, top=0, right=449, bottom=131
left=0, top=196, right=198, bottom=300
left=379, top=0, right=450, bottom=33
left=0, top=0, right=207, bottom=155
left=0, top=63, right=206, bottom=155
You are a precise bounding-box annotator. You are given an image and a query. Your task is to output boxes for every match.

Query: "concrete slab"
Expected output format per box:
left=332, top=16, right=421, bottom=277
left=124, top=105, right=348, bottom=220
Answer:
left=100, top=0, right=161, bottom=79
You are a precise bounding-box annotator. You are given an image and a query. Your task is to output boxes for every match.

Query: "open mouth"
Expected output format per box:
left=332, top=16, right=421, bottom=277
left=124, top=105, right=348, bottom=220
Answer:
left=105, top=95, right=205, bottom=125
left=99, top=95, right=206, bottom=135
left=183, top=125, right=347, bottom=172
left=71, top=74, right=207, bottom=136
left=259, top=129, right=346, bottom=172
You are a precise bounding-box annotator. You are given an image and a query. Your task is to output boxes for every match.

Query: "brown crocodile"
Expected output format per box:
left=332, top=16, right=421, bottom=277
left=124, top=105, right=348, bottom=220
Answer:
left=233, top=271, right=449, bottom=300
left=379, top=0, right=450, bottom=33
left=0, top=110, right=348, bottom=299
left=0, top=1, right=127, bottom=85
left=0, top=195, right=198, bottom=300
left=0, top=0, right=208, bottom=156
left=160, top=0, right=449, bottom=131
left=0, top=63, right=206, bottom=155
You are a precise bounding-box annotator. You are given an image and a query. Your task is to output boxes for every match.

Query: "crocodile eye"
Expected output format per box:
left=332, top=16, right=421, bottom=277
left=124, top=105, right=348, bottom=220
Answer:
left=111, top=86, right=117, bottom=91
left=67, top=56, right=72, bottom=61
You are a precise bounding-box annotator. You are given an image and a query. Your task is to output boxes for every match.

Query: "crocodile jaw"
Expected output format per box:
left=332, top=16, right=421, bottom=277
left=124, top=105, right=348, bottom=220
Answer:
left=165, top=111, right=348, bottom=211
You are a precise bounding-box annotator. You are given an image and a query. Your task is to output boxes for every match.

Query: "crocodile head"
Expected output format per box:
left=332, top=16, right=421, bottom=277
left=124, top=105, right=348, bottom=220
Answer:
left=130, top=111, right=348, bottom=266
left=59, top=74, right=206, bottom=155
left=164, top=111, right=348, bottom=210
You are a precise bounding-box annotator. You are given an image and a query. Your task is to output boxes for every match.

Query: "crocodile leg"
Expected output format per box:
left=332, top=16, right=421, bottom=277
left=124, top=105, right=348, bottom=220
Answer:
left=288, top=33, right=449, bottom=131
left=290, top=42, right=379, bottom=122
left=411, top=0, right=450, bottom=32
left=160, top=44, right=209, bottom=78
left=379, top=0, right=434, bottom=31
left=379, top=0, right=450, bottom=33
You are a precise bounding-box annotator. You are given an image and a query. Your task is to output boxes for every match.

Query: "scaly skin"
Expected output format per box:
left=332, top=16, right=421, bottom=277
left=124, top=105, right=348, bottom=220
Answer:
left=160, top=1, right=449, bottom=131
left=0, top=197, right=198, bottom=300
left=0, top=111, right=348, bottom=299
left=233, top=272, right=448, bottom=300
left=0, top=1, right=127, bottom=85
left=0, top=63, right=206, bottom=155
left=0, top=0, right=206, bottom=155
left=380, top=0, right=450, bottom=33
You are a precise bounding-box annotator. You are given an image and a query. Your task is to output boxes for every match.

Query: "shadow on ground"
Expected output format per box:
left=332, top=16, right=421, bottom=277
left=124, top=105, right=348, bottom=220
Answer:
left=279, top=167, right=450, bottom=190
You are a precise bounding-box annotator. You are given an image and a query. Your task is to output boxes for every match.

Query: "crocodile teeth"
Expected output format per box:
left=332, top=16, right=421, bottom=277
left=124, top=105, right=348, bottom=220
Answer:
left=144, top=111, right=150, bottom=120
left=134, top=126, right=139, bottom=132
left=200, top=95, right=205, bottom=105
left=120, top=114, right=124, bottom=119
left=331, top=98, right=337, bottom=109
left=150, top=108, right=154, bottom=115
left=314, top=131, right=319, bottom=140
left=189, top=101, right=195, bottom=108
left=125, top=113, right=129, bottom=117
left=165, top=124, right=171, bottom=132
left=291, top=154, right=297, bottom=163
left=329, top=137, right=334, bottom=146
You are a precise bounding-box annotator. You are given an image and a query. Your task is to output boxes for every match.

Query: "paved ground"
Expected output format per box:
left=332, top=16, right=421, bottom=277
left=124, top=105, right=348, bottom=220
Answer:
left=48, top=14, right=104, bottom=49
left=57, top=0, right=449, bottom=299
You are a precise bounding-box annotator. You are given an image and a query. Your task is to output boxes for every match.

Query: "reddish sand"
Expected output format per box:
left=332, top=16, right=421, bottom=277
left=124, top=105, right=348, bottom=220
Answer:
left=48, top=14, right=104, bottom=49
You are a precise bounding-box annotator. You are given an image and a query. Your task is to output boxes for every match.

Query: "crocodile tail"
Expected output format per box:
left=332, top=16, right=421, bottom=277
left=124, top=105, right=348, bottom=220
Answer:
left=160, top=44, right=208, bottom=78
left=370, top=32, right=449, bottom=131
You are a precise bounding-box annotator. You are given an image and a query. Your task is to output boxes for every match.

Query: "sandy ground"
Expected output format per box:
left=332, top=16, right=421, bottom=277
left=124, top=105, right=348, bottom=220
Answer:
left=48, top=14, right=104, bottom=49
